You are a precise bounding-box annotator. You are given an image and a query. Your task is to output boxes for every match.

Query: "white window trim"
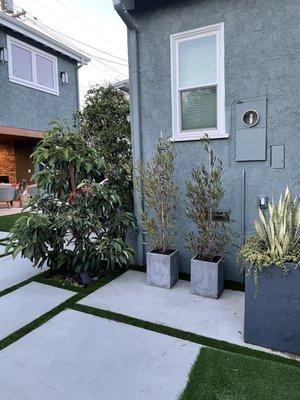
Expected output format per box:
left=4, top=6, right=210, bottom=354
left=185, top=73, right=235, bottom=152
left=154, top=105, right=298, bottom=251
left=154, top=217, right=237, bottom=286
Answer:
left=170, top=22, right=228, bottom=141
left=7, top=35, right=59, bottom=96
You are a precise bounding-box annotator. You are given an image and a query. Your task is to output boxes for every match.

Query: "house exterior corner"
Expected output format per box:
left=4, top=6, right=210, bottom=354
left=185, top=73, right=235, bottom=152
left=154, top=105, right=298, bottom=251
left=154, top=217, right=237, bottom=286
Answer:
left=115, top=0, right=300, bottom=282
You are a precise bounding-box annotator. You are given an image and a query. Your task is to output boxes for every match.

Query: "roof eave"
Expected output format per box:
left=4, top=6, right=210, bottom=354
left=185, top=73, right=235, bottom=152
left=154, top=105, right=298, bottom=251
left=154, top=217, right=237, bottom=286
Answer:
left=0, top=12, right=90, bottom=64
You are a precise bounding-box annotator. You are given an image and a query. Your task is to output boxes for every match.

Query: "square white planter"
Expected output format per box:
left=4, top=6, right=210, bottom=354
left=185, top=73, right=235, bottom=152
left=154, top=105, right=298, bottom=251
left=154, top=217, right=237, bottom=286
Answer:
left=191, top=256, right=224, bottom=299
left=147, top=249, right=179, bottom=289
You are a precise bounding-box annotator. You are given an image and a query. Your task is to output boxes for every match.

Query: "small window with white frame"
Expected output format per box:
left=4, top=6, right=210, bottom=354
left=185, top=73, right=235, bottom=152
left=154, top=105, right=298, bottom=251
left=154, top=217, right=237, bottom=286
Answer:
left=7, top=36, right=59, bottom=95
left=170, top=23, right=226, bottom=141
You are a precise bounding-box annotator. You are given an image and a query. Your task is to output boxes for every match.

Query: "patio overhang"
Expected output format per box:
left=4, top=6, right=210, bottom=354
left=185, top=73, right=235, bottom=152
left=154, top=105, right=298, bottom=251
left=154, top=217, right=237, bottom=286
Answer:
left=0, top=125, right=43, bottom=141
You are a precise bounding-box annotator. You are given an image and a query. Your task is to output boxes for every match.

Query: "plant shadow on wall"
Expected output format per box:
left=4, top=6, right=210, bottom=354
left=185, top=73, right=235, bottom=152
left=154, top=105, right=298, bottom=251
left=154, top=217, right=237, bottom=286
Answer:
left=6, top=122, right=136, bottom=285
left=185, top=135, right=233, bottom=299
left=136, top=136, right=180, bottom=289
left=238, top=187, right=300, bottom=355
left=77, top=84, right=133, bottom=211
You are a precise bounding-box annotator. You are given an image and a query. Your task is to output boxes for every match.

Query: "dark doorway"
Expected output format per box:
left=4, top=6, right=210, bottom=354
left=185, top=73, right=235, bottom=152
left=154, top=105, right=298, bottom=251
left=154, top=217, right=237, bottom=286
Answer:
left=15, top=142, right=36, bottom=183
left=0, top=176, right=9, bottom=183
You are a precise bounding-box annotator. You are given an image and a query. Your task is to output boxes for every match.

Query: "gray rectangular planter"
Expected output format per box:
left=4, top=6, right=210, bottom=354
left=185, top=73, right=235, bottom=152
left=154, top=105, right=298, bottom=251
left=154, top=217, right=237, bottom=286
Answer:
left=244, top=263, right=300, bottom=355
left=146, top=249, right=179, bottom=289
left=191, top=257, right=224, bottom=299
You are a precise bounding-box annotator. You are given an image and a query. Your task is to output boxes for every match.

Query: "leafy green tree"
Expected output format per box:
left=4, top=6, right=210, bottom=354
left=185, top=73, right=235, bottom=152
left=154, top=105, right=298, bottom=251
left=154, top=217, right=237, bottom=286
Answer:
left=77, top=84, right=132, bottom=210
left=7, top=122, right=135, bottom=277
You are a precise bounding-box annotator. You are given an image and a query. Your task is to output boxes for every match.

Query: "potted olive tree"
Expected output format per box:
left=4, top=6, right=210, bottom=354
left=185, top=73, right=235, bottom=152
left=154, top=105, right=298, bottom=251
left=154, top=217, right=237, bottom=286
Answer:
left=186, top=136, right=231, bottom=298
left=137, top=137, right=178, bottom=289
left=238, top=187, right=300, bottom=354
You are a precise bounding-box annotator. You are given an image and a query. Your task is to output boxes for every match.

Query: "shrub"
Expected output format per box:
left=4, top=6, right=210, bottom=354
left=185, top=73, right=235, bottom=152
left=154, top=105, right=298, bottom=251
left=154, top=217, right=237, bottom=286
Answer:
left=185, top=136, right=231, bottom=261
left=77, top=84, right=133, bottom=210
left=136, top=137, right=178, bottom=254
left=7, top=122, right=135, bottom=277
left=238, top=187, right=300, bottom=289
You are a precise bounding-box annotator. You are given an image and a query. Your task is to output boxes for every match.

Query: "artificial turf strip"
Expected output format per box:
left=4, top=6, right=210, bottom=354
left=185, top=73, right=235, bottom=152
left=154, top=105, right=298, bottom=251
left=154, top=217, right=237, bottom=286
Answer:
left=0, top=266, right=299, bottom=369
left=179, top=347, right=300, bottom=400
left=0, top=270, right=50, bottom=299
left=0, top=213, right=24, bottom=232
left=0, top=272, right=122, bottom=351
left=0, top=252, right=12, bottom=259
left=70, top=303, right=300, bottom=369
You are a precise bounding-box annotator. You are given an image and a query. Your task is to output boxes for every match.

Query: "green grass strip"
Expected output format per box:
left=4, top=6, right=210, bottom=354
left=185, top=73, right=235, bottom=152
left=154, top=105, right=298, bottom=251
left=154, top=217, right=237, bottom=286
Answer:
left=34, top=275, right=83, bottom=293
left=70, top=303, right=300, bottom=368
left=0, top=272, right=122, bottom=351
left=0, top=265, right=298, bottom=369
left=0, top=213, right=24, bottom=232
left=179, top=347, right=300, bottom=400
left=0, top=270, right=50, bottom=298
left=70, top=304, right=300, bottom=368
left=0, top=252, right=12, bottom=259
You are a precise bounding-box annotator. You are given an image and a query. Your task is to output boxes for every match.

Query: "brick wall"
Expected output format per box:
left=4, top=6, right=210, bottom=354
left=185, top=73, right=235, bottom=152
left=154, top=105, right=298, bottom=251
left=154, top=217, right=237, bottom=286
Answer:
left=0, top=142, right=17, bottom=183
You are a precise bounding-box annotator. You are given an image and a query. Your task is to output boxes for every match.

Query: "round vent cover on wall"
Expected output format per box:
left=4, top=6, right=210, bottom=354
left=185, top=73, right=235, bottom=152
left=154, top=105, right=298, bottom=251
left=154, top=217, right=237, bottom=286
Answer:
left=242, top=109, right=260, bottom=128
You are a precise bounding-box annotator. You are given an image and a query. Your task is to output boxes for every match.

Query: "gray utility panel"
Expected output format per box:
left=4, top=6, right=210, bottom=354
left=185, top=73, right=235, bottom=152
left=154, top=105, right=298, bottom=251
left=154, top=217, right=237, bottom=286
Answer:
left=270, top=145, right=285, bottom=169
left=235, top=98, right=267, bottom=161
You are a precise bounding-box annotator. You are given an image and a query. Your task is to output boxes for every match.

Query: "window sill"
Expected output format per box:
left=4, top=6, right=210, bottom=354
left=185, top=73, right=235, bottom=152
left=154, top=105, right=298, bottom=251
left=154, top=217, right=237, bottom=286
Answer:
left=170, top=132, right=230, bottom=142
left=9, top=77, right=59, bottom=96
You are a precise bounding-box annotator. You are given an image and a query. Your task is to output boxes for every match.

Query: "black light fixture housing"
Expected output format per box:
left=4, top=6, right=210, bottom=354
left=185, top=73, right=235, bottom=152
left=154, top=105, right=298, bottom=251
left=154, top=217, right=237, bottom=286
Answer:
left=0, top=47, right=8, bottom=62
left=60, top=71, right=69, bottom=84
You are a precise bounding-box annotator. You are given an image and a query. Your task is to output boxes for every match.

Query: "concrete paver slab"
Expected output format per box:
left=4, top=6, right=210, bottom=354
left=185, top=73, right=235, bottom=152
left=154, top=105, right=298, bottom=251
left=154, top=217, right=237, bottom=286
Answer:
left=0, top=282, right=75, bottom=339
left=0, top=207, right=23, bottom=216
left=0, top=255, right=47, bottom=292
left=79, top=270, right=299, bottom=359
left=0, top=245, right=5, bottom=256
left=0, top=309, right=200, bottom=400
left=0, top=231, right=8, bottom=240
left=80, top=270, right=244, bottom=342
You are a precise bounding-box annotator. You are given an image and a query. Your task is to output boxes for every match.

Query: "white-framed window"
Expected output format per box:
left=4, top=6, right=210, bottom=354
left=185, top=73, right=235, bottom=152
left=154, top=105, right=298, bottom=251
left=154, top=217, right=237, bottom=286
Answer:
left=7, top=36, right=59, bottom=95
left=170, top=23, right=227, bottom=141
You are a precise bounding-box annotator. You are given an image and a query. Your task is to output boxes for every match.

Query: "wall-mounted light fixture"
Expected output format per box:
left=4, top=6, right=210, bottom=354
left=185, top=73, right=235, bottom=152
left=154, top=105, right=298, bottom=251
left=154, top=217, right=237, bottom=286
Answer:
left=0, top=47, right=8, bottom=62
left=60, top=71, right=69, bottom=84
left=258, top=195, right=268, bottom=209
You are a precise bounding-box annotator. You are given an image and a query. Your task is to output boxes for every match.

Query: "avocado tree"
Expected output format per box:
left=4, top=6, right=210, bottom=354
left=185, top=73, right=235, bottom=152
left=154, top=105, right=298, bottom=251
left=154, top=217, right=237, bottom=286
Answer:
left=7, top=122, right=135, bottom=277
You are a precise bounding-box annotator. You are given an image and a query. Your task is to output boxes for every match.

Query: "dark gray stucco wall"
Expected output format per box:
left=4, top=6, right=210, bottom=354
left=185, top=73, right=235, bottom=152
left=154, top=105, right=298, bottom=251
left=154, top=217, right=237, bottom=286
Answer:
left=129, top=0, right=300, bottom=281
left=0, top=27, right=79, bottom=131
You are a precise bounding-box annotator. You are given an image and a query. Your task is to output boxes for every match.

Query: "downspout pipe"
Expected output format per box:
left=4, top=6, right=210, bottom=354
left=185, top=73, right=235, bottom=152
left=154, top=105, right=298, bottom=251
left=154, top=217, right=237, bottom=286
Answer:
left=76, top=63, right=84, bottom=110
left=113, top=0, right=144, bottom=266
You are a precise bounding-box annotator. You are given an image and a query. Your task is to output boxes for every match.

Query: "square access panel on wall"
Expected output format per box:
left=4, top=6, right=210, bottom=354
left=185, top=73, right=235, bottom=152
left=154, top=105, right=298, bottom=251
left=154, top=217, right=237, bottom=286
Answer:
left=235, top=98, right=267, bottom=161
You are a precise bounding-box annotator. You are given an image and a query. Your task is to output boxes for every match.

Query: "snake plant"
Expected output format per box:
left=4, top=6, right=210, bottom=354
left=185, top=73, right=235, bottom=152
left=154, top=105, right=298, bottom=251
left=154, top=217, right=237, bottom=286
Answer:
left=238, top=188, right=300, bottom=292
left=254, top=187, right=300, bottom=256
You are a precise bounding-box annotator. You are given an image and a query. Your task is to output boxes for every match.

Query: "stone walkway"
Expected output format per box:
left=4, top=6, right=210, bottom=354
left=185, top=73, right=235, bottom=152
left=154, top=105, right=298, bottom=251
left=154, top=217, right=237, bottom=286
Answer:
left=0, top=258, right=298, bottom=400
left=79, top=270, right=299, bottom=359
left=0, top=231, right=8, bottom=240
left=0, top=244, right=5, bottom=256
left=0, top=207, right=23, bottom=217
left=0, top=231, right=8, bottom=256
left=0, top=282, right=75, bottom=339
left=0, top=254, right=47, bottom=292
left=0, top=309, right=200, bottom=400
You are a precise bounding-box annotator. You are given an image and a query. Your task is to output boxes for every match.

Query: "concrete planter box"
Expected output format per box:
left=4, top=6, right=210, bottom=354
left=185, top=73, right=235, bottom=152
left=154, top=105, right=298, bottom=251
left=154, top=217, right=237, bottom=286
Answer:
left=146, top=249, right=179, bottom=289
left=191, top=256, right=224, bottom=299
left=244, top=263, right=300, bottom=355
